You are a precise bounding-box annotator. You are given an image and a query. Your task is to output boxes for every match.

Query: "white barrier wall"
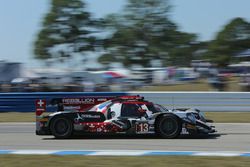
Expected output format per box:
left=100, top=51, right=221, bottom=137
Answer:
left=130, top=92, right=250, bottom=112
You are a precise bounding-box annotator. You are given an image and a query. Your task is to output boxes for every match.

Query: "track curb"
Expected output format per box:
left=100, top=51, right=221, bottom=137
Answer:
left=0, top=150, right=250, bottom=157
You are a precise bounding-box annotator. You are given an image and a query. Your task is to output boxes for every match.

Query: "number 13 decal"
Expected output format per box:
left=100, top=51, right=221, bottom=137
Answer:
left=136, top=123, right=149, bottom=133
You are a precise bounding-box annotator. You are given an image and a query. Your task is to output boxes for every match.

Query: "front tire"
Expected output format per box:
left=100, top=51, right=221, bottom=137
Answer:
left=155, top=114, right=182, bottom=139
left=50, top=116, right=73, bottom=139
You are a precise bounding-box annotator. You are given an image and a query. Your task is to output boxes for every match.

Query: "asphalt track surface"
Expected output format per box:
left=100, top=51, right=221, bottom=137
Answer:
left=0, top=123, right=250, bottom=151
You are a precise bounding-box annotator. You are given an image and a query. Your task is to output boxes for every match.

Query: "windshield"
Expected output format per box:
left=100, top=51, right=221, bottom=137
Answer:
left=153, top=104, right=169, bottom=112
left=145, top=103, right=169, bottom=113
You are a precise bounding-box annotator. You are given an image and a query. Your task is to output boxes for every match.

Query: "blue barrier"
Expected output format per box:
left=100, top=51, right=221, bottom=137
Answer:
left=1, top=92, right=250, bottom=112
left=0, top=92, right=127, bottom=112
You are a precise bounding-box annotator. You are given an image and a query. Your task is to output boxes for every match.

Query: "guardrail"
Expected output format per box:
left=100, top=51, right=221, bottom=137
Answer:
left=0, top=92, right=126, bottom=112
left=131, top=92, right=250, bottom=112
left=0, top=92, right=250, bottom=112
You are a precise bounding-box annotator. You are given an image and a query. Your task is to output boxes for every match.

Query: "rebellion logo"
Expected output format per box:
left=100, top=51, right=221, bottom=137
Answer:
left=63, top=98, right=95, bottom=105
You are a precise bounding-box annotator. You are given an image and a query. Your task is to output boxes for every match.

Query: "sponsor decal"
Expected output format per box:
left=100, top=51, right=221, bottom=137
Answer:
left=82, top=122, right=123, bottom=133
left=136, top=122, right=149, bottom=133
left=35, top=99, right=46, bottom=116
left=74, top=113, right=101, bottom=123
left=80, top=114, right=101, bottom=119
left=112, top=120, right=125, bottom=129
left=64, top=106, right=81, bottom=110
left=97, top=98, right=108, bottom=102
left=62, top=98, right=95, bottom=105
left=36, top=99, right=46, bottom=107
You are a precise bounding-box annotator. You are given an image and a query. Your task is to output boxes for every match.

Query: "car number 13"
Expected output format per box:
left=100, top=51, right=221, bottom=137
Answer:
left=136, top=123, right=149, bottom=133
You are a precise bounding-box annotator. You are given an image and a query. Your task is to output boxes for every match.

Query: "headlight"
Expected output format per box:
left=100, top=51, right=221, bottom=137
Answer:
left=199, top=111, right=206, bottom=122
left=187, top=113, right=196, bottom=123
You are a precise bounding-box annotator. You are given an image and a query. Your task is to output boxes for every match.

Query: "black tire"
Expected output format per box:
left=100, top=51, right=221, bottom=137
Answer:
left=50, top=116, right=73, bottom=139
left=155, top=114, right=182, bottom=139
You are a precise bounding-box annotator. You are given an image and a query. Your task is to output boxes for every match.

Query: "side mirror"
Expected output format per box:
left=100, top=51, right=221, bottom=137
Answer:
left=110, top=111, right=116, bottom=118
left=107, top=111, right=116, bottom=119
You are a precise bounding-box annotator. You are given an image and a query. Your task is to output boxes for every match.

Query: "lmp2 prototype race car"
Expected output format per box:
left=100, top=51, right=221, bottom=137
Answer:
left=36, top=95, right=216, bottom=139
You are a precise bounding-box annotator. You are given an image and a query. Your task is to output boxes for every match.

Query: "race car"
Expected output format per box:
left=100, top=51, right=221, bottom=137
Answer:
left=36, top=95, right=216, bottom=139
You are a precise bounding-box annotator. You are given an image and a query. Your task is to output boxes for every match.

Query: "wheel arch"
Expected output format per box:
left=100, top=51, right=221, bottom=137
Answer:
left=48, top=112, right=76, bottom=128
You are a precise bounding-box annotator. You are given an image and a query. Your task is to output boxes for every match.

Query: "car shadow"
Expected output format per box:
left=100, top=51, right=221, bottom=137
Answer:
left=42, top=133, right=221, bottom=140
left=178, top=133, right=221, bottom=139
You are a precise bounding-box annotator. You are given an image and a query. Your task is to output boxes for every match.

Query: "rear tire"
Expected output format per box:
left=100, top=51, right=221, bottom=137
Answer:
left=50, top=116, right=73, bottom=139
left=155, top=114, right=182, bottom=139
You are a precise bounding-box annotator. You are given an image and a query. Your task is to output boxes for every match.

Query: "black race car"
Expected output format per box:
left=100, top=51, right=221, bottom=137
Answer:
left=36, top=96, right=215, bottom=139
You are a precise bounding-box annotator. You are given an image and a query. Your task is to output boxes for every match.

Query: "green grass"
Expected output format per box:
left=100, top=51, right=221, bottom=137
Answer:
left=0, top=155, right=250, bottom=167
left=1, top=112, right=250, bottom=123
left=0, top=112, right=36, bottom=122
left=204, top=112, right=250, bottom=123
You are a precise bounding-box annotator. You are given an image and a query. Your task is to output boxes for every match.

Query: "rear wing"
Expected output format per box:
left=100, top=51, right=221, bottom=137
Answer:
left=35, top=97, right=113, bottom=116
left=51, top=97, right=113, bottom=111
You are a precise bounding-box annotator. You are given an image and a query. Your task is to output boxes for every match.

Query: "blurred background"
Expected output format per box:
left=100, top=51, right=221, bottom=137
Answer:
left=1, top=0, right=250, bottom=92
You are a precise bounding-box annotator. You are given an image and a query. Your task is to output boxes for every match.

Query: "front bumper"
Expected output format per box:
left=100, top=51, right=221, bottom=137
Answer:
left=183, top=119, right=216, bottom=134
left=196, top=120, right=216, bottom=133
